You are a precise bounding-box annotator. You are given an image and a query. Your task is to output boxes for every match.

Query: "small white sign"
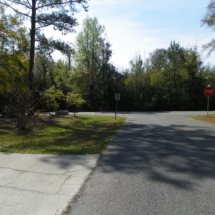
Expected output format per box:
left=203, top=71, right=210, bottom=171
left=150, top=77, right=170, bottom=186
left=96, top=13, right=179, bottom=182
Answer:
left=115, top=93, right=120, bottom=101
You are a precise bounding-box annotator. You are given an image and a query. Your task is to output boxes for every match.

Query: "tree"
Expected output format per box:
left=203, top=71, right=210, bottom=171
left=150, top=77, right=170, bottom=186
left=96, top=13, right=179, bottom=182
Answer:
left=183, top=47, right=204, bottom=109
left=34, top=52, right=55, bottom=91
left=0, top=0, right=88, bottom=90
left=119, top=42, right=207, bottom=111
left=33, top=34, right=74, bottom=92
left=73, top=16, right=105, bottom=85
left=129, top=54, right=144, bottom=107
left=66, top=92, right=85, bottom=114
left=201, top=0, right=215, bottom=55
left=0, top=6, right=29, bottom=94
left=165, top=41, right=185, bottom=109
left=41, top=86, right=65, bottom=111
left=73, top=16, right=115, bottom=110
left=3, top=90, right=40, bottom=129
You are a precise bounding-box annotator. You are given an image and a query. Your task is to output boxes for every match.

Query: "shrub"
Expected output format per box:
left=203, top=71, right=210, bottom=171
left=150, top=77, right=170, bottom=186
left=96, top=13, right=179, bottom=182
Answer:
left=66, top=92, right=86, bottom=115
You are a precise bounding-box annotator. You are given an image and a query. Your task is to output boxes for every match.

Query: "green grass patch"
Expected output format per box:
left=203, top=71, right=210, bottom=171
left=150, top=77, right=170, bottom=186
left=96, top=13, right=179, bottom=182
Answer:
left=0, top=115, right=126, bottom=155
left=188, top=114, right=215, bottom=125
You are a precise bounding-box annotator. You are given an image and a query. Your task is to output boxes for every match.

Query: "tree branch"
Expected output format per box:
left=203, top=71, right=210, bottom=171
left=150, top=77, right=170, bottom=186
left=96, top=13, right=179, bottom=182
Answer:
left=0, top=2, right=31, bottom=18
left=35, top=13, right=78, bottom=32
left=3, top=0, right=32, bottom=9
left=37, top=0, right=87, bottom=10
left=35, top=24, right=52, bottom=30
left=202, top=39, right=215, bottom=56
left=26, top=0, right=32, bottom=7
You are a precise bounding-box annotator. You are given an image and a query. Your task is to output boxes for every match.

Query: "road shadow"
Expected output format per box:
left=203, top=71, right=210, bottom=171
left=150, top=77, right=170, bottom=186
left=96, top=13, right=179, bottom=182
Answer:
left=97, top=120, right=215, bottom=190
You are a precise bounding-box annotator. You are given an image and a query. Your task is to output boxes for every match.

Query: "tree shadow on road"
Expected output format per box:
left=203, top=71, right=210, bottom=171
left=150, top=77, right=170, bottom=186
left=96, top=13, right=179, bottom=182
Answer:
left=97, top=121, right=215, bottom=190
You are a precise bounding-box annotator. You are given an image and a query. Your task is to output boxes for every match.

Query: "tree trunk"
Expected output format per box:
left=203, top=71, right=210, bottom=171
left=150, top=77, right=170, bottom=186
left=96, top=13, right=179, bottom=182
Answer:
left=29, top=0, right=36, bottom=91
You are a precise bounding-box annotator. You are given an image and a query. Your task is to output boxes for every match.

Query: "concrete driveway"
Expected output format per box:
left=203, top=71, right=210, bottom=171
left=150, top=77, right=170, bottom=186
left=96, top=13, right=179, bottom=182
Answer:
left=0, top=153, right=99, bottom=215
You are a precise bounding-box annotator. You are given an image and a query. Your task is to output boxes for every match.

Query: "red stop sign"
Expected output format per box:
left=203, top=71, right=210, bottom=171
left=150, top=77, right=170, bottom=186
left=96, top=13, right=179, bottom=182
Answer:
left=204, top=87, right=214, bottom=97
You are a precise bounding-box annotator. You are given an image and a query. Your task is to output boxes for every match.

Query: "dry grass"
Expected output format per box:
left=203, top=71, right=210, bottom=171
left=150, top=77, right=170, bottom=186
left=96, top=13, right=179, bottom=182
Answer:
left=188, top=114, right=215, bottom=125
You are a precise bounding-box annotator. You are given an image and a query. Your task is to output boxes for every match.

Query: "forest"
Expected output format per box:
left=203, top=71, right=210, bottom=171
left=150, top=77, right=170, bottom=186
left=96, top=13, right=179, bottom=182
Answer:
left=1, top=0, right=215, bottom=119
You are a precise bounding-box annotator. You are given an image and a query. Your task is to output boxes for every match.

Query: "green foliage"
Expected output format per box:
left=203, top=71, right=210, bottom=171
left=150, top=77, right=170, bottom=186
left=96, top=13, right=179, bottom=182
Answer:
left=72, top=16, right=119, bottom=111
left=0, top=10, right=213, bottom=113
left=119, top=41, right=207, bottom=111
left=2, top=90, right=40, bottom=129
left=66, top=92, right=86, bottom=114
left=33, top=34, right=74, bottom=93
left=201, top=0, right=215, bottom=55
left=41, top=86, right=65, bottom=111
left=73, top=17, right=106, bottom=91
left=0, top=6, right=29, bottom=94
left=0, top=0, right=88, bottom=90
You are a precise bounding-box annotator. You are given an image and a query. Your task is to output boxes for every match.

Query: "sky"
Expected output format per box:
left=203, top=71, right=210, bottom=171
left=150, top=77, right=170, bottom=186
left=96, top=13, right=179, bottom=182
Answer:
left=46, top=0, right=215, bottom=69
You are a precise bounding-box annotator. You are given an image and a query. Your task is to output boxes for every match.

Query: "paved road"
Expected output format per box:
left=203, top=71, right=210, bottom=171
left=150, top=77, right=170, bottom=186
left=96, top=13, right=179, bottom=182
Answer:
left=65, top=111, right=215, bottom=215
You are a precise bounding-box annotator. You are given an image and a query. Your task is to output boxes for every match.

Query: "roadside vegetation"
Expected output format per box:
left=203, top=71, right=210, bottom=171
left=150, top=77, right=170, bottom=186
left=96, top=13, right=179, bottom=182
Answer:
left=2, top=2, right=215, bottom=117
left=0, top=115, right=126, bottom=155
left=188, top=114, right=215, bottom=125
left=1, top=1, right=215, bottom=156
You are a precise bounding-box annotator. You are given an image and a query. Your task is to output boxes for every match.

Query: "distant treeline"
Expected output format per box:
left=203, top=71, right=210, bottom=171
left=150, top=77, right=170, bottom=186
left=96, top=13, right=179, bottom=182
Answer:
left=0, top=15, right=215, bottom=112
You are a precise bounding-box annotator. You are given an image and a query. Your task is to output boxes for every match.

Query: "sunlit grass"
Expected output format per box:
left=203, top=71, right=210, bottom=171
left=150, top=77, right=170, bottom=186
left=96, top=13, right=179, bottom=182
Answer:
left=188, top=114, right=215, bottom=125
left=0, top=115, right=126, bottom=154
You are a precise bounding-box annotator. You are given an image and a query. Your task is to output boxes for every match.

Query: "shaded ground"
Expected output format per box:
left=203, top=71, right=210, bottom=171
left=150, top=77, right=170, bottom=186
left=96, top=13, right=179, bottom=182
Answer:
left=0, top=115, right=126, bottom=154
left=65, top=112, right=215, bottom=215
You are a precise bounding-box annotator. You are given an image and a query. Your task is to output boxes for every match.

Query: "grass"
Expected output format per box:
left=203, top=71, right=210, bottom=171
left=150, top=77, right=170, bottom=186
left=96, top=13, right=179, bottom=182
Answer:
left=0, top=115, right=127, bottom=155
left=188, top=114, right=215, bottom=125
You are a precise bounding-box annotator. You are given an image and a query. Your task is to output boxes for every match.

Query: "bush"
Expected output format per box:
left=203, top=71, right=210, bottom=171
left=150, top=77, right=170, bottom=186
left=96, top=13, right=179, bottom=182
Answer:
left=41, top=86, right=65, bottom=111
left=3, top=90, right=40, bottom=129
left=66, top=92, right=86, bottom=115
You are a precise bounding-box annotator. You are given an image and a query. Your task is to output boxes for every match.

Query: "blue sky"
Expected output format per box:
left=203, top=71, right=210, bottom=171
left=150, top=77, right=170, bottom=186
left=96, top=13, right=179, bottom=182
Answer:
left=49, top=0, right=215, bottom=69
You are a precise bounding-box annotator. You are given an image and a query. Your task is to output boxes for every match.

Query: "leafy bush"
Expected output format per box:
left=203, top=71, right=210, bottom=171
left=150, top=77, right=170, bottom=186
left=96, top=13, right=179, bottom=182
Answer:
left=41, top=86, right=65, bottom=111
left=66, top=92, right=86, bottom=114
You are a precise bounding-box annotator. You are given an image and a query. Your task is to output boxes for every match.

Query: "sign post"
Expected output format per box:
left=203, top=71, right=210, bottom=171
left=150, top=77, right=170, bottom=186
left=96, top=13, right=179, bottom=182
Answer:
left=115, top=93, right=120, bottom=120
left=204, top=87, right=214, bottom=116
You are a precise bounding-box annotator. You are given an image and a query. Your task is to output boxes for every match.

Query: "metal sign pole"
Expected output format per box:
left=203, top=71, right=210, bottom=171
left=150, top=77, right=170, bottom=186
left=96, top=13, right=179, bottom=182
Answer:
left=114, top=93, right=120, bottom=120
left=115, top=100, right=118, bottom=120
left=204, top=87, right=214, bottom=116
left=207, top=96, right=209, bottom=116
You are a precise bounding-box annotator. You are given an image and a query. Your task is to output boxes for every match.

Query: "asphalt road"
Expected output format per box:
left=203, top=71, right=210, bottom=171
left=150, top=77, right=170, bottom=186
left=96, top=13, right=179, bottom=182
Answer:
left=65, top=111, right=215, bottom=215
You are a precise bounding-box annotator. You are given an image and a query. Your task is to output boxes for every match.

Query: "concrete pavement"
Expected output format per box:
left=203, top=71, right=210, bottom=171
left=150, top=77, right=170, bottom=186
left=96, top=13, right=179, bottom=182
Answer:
left=0, top=153, right=99, bottom=215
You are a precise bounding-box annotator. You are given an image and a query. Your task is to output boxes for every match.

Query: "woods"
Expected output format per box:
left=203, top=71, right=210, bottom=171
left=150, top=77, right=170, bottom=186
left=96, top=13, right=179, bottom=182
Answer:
left=1, top=0, right=215, bottom=126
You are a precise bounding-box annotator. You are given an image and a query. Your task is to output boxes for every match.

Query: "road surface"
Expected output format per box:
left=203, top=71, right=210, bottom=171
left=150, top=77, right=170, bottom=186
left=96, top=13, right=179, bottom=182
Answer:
left=65, top=111, right=215, bottom=215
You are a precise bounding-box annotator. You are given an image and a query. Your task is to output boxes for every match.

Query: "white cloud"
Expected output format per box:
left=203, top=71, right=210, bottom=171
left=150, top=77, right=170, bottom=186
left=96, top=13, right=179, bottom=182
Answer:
left=49, top=0, right=215, bottom=69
